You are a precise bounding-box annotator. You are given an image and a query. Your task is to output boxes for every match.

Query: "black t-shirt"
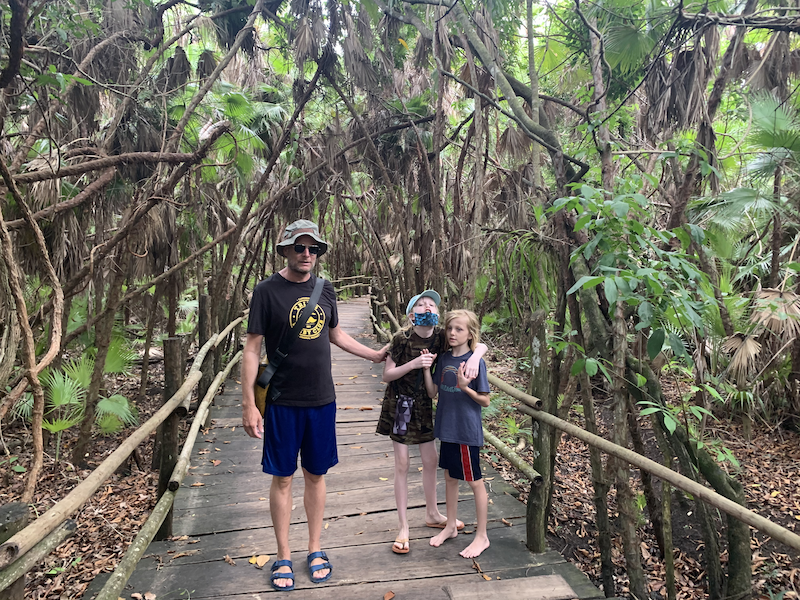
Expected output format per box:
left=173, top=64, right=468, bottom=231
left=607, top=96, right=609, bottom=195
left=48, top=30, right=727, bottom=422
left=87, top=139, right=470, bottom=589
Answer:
left=246, top=273, right=339, bottom=407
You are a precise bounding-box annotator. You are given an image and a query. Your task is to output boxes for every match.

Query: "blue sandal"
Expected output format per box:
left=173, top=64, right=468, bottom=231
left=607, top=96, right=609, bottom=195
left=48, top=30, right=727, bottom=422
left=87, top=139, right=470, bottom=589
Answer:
left=307, top=551, right=333, bottom=583
left=270, top=559, right=295, bottom=591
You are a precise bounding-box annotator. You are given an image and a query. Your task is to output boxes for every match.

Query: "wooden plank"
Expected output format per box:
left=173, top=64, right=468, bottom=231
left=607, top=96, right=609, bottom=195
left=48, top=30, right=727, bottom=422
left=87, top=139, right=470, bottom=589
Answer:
left=172, top=484, right=526, bottom=537
left=124, top=524, right=564, bottom=599
left=132, top=511, right=526, bottom=571
left=443, top=574, right=576, bottom=600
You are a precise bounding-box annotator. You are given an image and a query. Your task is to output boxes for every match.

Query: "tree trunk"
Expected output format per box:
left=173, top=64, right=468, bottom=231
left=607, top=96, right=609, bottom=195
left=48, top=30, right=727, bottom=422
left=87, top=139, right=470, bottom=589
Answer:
left=138, top=283, right=164, bottom=399
left=526, top=307, right=552, bottom=553
left=570, top=293, right=614, bottom=596
left=612, top=302, right=649, bottom=600
left=72, top=256, right=125, bottom=465
left=626, top=395, right=666, bottom=558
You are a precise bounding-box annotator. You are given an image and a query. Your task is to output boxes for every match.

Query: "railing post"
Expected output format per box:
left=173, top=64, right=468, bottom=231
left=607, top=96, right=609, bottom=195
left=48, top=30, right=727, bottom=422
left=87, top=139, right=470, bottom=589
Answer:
left=526, top=311, right=552, bottom=553
left=0, top=503, right=27, bottom=600
left=198, top=295, right=214, bottom=404
left=155, top=337, right=183, bottom=541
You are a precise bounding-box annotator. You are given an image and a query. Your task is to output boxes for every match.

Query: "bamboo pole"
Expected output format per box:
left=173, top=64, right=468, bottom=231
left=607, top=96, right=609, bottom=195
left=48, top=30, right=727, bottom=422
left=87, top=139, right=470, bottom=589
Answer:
left=329, top=275, right=371, bottom=283
left=214, top=314, right=247, bottom=348
left=513, top=403, right=800, bottom=552
left=0, top=521, right=76, bottom=594
left=487, top=374, right=543, bottom=409
left=95, top=352, right=242, bottom=600
left=92, top=489, right=177, bottom=600
left=0, top=371, right=202, bottom=568
left=169, top=352, right=242, bottom=491
left=482, top=428, right=543, bottom=486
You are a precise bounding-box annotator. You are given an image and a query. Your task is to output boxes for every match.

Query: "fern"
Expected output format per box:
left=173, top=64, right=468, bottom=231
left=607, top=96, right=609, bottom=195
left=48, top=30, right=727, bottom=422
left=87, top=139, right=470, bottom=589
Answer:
left=95, top=394, right=138, bottom=435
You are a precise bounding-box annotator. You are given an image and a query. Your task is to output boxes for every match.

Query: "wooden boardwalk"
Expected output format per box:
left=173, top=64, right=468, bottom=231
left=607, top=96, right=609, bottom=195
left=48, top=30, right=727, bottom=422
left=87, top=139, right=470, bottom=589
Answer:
left=114, top=297, right=602, bottom=599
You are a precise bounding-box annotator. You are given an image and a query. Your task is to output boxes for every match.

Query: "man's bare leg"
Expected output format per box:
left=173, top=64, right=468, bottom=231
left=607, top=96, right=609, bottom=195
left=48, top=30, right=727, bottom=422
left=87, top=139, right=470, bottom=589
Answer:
left=430, top=471, right=460, bottom=547
left=303, top=468, right=330, bottom=580
left=270, top=474, right=294, bottom=587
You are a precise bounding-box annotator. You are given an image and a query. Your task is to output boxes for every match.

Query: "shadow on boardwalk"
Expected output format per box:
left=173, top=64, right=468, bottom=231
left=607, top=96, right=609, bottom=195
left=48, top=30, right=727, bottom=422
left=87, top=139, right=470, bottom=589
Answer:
left=100, top=297, right=602, bottom=599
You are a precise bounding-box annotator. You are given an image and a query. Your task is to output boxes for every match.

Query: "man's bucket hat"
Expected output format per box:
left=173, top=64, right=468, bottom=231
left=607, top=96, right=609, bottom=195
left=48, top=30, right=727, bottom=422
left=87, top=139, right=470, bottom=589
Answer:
left=406, top=289, right=441, bottom=316
left=276, top=219, right=328, bottom=257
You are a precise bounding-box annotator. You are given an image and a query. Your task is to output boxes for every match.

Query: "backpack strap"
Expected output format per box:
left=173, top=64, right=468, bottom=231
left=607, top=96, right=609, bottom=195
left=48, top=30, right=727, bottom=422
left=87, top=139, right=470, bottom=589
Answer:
left=256, top=276, right=325, bottom=390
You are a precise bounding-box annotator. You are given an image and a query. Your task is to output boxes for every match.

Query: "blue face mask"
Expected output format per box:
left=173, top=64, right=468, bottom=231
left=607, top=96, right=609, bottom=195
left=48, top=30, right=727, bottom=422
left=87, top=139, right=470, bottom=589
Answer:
left=413, top=312, right=439, bottom=327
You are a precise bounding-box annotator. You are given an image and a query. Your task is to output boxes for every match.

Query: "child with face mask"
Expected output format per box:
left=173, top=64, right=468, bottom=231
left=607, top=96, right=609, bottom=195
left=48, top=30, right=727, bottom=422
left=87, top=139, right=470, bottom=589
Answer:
left=376, top=290, right=487, bottom=554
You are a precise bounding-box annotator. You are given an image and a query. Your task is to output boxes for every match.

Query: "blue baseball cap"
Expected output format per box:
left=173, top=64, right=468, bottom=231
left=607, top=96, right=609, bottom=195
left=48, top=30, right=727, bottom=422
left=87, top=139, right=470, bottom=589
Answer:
left=405, top=289, right=441, bottom=315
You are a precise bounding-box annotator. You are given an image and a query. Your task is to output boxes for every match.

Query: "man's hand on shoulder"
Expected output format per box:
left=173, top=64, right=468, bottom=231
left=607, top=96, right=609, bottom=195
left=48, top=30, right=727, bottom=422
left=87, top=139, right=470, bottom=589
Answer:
left=375, top=343, right=390, bottom=363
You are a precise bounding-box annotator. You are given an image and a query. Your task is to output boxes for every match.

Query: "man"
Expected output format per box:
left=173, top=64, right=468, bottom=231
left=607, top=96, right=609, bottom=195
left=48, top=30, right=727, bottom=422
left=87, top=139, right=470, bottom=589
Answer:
left=241, top=219, right=386, bottom=591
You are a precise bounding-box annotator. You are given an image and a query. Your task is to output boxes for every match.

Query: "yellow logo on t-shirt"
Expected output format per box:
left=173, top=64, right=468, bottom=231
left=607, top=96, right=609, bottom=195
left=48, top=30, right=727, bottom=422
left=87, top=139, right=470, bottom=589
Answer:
left=289, top=297, right=325, bottom=339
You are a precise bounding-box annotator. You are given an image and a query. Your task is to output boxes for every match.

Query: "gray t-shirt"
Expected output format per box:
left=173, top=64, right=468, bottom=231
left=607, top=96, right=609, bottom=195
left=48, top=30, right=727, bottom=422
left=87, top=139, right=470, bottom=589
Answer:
left=433, top=350, right=490, bottom=446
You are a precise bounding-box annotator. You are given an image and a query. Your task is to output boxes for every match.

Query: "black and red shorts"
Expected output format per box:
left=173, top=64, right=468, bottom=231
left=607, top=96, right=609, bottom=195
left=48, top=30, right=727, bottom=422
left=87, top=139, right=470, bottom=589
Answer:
left=439, top=441, right=482, bottom=481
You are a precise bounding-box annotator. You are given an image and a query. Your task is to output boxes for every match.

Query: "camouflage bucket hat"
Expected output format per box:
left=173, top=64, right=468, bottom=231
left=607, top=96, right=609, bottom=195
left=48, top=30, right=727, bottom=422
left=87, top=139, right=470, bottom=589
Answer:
left=276, top=219, right=328, bottom=256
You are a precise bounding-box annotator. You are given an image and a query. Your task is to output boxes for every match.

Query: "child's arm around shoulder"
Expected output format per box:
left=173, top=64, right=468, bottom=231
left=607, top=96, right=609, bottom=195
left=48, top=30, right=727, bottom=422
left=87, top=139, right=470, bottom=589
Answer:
left=463, top=342, right=488, bottom=379
left=457, top=361, right=490, bottom=407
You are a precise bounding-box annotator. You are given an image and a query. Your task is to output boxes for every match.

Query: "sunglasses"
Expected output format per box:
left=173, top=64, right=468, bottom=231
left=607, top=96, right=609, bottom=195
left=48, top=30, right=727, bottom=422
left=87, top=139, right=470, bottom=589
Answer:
left=293, top=243, right=320, bottom=255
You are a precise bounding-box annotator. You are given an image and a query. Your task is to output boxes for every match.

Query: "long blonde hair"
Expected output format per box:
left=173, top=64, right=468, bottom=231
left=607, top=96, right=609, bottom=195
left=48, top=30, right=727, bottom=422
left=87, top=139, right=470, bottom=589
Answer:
left=444, top=309, right=480, bottom=352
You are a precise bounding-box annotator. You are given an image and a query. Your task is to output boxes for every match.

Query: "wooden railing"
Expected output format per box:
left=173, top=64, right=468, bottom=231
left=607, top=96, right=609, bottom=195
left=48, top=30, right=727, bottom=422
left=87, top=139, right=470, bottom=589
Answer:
left=0, top=312, right=247, bottom=598
left=330, top=274, right=372, bottom=296
left=483, top=373, right=800, bottom=553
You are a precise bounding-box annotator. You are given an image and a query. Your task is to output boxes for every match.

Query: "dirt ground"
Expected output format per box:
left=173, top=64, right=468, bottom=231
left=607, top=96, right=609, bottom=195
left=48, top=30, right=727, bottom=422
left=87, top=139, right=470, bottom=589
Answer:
left=1, top=344, right=799, bottom=599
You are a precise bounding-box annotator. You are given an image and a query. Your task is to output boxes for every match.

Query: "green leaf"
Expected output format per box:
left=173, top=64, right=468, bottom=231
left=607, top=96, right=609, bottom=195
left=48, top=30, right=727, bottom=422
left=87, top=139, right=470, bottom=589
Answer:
left=567, top=276, right=604, bottom=296
left=571, top=359, right=586, bottom=376
left=638, top=301, right=654, bottom=326
left=611, top=201, right=630, bottom=217
left=668, top=332, right=691, bottom=363
left=686, top=223, right=705, bottom=244
left=585, top=358, right=599, bottom=376
left=574, top=213, right=592, bottom=231
left=647, top=329, right=665, bottom=360
left=605, top=278, right=618, bottom=306
left=663, top=413, right=678, bottom=434
left=582, top=233, right=602, bottom=259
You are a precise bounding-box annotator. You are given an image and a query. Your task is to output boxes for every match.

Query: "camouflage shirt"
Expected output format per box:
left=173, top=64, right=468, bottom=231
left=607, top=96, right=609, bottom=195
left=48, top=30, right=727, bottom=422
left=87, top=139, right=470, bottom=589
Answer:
left=376, top=327, right=447, bottom=444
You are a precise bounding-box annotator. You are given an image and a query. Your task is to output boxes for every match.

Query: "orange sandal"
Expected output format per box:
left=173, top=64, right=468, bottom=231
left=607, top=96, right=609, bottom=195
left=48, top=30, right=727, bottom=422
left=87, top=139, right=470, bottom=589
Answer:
left=425, top=519, right=465, bottom=530
left=391, top=538, right=410, bottom=554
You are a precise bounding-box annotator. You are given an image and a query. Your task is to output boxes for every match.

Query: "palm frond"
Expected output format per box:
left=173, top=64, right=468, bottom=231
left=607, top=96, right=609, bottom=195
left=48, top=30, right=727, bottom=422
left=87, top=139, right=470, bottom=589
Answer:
left=96, top=394, right=139, bottom=427
left=750, top=289, right=800, bottom=340
left=103, top=336, right=137, bottom=375
left=604, top=24, right=656, bottom=75
left=721, top=333, right=761, bottom=385
left=62, top=355, right=94, bottom=389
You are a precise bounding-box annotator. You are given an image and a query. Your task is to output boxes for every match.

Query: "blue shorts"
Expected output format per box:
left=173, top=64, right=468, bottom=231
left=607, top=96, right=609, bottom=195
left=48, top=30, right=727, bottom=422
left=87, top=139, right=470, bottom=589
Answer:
left=262, top=402, right=338, bottom=477
left=439, top=441, right=482, bottom=481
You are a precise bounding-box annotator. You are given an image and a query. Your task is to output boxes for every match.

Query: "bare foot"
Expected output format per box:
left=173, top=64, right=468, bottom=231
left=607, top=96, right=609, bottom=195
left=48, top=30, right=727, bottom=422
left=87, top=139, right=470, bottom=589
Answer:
left=430, top=524, right=459, bottom=547
left=309, top=555, right=330, bottom=580
left=460, top=535, right=490, bottom=558
left=272, top=562, right=293, bottom=588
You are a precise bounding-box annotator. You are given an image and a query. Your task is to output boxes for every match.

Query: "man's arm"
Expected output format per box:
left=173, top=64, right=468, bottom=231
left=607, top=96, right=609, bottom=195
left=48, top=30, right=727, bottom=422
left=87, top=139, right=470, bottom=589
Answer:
left=241, top=333, right=264, bottom=439
left=329, top=324, right=388, bottom=363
